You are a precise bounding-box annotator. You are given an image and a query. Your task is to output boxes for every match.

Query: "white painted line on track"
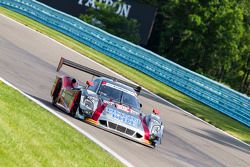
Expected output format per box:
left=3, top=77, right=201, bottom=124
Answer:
left=1, top=14, right=249, bottom=148
left=0, top=77, right=134, bottom=167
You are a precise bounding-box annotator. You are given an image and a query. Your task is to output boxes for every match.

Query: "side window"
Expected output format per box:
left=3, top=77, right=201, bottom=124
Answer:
left=88, top=79, right=100, bottom=92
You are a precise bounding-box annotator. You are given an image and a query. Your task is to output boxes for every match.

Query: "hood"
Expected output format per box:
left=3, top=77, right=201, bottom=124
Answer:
left=100, top=96, right=141, bottom=115
left=85, top=90, right=99, bottom=98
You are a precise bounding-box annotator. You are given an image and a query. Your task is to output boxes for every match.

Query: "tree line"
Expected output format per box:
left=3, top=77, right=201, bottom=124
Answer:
left=80, top=0, right=250, bottom=95
left=145, top=0, right=250, bottom=95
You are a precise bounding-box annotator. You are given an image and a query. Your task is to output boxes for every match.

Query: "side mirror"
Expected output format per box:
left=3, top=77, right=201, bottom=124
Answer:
left=86, top=80, right=94, bottom=87
left=153, top=109, right=160, bottom=115
left=71, top=78, right=78, bottom=88
left=71, top=78, right=77, bottom=84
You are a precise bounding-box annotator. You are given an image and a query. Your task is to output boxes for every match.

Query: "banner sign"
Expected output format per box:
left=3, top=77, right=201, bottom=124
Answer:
left=36, top=0, right=157, bottom=45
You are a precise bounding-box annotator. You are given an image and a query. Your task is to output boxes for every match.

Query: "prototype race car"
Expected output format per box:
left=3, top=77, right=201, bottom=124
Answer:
left=51, top=58, right=164, bottom=147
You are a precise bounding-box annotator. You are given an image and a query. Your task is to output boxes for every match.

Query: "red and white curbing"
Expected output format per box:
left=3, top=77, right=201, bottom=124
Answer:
left=0, top=77, right=134, bottom=167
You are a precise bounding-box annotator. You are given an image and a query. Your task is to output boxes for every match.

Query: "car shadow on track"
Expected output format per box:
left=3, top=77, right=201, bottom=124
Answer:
left=26, top=93, right=78, bottom=121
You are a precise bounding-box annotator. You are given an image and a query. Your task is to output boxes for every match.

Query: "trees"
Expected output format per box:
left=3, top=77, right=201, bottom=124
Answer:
left=79, top=4, right=140, bottom=44
left=146, top=0, right=249, bottom=95
left=157, top=0, right=243, bottom=76
left=238, top=0, right=250, bottom=94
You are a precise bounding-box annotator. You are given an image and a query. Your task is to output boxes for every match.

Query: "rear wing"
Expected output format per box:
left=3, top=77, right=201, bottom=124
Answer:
left=57, top=57, right=142, bottom=94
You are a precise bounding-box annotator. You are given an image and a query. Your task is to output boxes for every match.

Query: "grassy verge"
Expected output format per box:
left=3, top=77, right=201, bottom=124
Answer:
left=0, top=81, right=122, bottom=167
left=0, top=6, right=249, bottom=144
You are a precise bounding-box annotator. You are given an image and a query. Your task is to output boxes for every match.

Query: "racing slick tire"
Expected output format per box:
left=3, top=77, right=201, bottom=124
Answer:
left=69, top=104, right=77, bottom=117
left=52, top=80, right=62, bottom=106
left=52, top=95, right=58, bottom=106
left=69, top=95, right=81, bottom=117
left=152, top=142, right=156, bottom=148
left=75, top=107, right=85, bottom=120
left=52, top=87, right=60, bottom=106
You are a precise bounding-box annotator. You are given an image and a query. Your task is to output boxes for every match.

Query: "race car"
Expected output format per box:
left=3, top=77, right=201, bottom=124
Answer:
left=51, top=58, right=164, bottom=147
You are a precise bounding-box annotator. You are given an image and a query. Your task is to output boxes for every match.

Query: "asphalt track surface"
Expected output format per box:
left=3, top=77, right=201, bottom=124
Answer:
left=1, top=14, right=250, bottom=167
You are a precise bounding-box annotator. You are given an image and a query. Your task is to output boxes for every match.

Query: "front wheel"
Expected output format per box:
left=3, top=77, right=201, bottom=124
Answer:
left=75, top=107, right=85, bottom=120
left=69, top=93, right=81, bottom=117
left=152, top=142, right=156, bottom=148
left=70, top=103, right=78, bottom=117
left=51, top=81, right=62, bottom=106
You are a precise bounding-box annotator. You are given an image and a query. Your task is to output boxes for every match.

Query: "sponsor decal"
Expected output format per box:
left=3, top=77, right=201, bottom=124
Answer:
left=116, top=104, right=131, bottom=112
left=78, top=0, right=131, bottom=18
left=103, top=99, right=114, bottom=105
left=36, top=0, right=157, bottom=45
left=106, top=107, right=140, bottom=127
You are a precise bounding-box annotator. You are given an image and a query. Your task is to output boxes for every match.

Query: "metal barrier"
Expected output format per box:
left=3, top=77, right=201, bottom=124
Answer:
left=1, top=0, right=249, bottom=127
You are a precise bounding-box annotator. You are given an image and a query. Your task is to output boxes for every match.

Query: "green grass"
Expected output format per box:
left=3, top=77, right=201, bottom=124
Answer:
left=0, top=81, right=123, bottom=167
left=0, top=6, right=249, bottom=144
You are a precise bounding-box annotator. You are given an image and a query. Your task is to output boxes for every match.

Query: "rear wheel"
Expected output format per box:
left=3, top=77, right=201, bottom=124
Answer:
left=52, top=80, right=62, bottom=106
left=52, top=84, right=61, bottom=106
left=52, top=95, right=58, bottom=106
left=70, top=103, right=78, bottom=117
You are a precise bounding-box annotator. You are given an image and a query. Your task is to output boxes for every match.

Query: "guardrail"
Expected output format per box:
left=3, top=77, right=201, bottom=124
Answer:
left=1, top=0, right=249, bottom=127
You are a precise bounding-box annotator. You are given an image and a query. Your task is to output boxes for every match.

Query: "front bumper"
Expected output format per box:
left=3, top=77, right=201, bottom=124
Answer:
left=85, top=118, right=153, bottom=147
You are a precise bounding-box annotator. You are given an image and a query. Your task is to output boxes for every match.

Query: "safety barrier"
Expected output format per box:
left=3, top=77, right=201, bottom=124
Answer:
left=1, top=0, right=249, bottom=127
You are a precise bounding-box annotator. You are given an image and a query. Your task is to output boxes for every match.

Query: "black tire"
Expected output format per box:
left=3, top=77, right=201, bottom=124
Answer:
left=74, top=107, right=86, bottom=120
left=69, top=95, right=81, bottom=117
left=52, top=85, right=61, bottom=106
left=52, top=95, right=58, bottom=106
left=70, top=104, right=78, bottom=117
left=52, top=80, right=62, bottom=106
left=152, top=142, right=156, bottom=148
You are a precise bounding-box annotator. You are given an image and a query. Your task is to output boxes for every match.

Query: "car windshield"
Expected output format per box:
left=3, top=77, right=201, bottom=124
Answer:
left=98, top=83, right=140, bottom=109
left=98, top=84, right=122, bottom=102
left=121, top=92, right=140, bottom=109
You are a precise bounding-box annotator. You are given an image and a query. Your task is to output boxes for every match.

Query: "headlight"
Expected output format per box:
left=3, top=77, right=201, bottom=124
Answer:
left=151, top=125, right=160, bottom=136
left=81, top=98, right=94, bottom=111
